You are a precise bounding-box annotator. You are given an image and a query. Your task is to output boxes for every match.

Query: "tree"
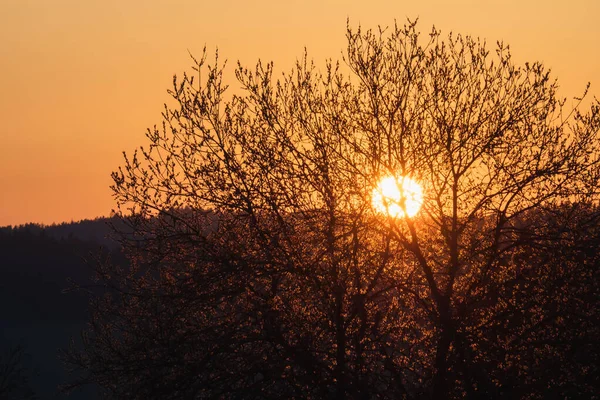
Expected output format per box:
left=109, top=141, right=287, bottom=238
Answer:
left=64, top=20, right=600, bottom=398
left=0, top=346, right=37, bottom=400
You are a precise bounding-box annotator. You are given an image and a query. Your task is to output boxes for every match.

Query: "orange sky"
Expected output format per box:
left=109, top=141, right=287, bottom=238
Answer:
left=1, top=0, right=598, bottom=226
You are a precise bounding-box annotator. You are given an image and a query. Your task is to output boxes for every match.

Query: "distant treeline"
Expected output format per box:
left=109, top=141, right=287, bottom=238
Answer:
left=0, top=216, right=126, bottom=250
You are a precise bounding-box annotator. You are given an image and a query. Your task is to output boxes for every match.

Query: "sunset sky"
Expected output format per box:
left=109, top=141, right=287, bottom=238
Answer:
left=1, top=0, right=598, bottom=226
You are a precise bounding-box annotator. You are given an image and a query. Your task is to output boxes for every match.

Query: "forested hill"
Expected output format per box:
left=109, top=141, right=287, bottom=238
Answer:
left=0, top=217, right=125, bottom=399
left=0, top=216, right=125, bottom=250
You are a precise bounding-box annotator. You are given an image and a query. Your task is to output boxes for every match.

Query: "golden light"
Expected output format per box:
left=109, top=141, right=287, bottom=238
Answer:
left=372, top=176, right=423, bottom=218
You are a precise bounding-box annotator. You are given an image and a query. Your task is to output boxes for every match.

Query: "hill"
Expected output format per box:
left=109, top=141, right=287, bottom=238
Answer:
left=0, top=217, right=125, bottom=399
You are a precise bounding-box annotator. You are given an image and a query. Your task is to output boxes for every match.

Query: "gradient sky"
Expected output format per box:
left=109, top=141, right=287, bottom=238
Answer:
left=1, top=0, right=598, bottom=226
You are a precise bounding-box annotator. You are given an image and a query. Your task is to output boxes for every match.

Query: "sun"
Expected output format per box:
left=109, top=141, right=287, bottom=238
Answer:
left=372, top=175, right=423, bottom=218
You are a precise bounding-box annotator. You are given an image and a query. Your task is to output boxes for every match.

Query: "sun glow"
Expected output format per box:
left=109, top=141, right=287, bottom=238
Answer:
left=372, top=176, right=423, bottom=218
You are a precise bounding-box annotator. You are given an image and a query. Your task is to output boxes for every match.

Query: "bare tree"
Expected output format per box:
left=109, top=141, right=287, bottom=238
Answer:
left=341, top=22, right=600, bottom=398
left=0, top=345, right=37, bottom=400
left=64, top=20, right=600, bottom=399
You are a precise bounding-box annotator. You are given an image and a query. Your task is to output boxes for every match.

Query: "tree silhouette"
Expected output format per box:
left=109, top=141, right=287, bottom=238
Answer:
left=64, top=21, right=600, bottom=399
left=0, top=346, right=37, bottom=400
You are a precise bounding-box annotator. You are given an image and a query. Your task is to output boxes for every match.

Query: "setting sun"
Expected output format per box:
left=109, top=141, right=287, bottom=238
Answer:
left=372, top=176, right=423, bottom=218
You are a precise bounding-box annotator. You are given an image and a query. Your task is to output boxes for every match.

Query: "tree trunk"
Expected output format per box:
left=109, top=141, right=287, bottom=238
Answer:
left=432, top=327, right=453, bottom=399
left=335, top=289, right=347, bottom=400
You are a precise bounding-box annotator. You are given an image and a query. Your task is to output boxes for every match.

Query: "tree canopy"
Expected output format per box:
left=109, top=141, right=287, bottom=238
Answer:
left=65, top=21, right=600, bottom=399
